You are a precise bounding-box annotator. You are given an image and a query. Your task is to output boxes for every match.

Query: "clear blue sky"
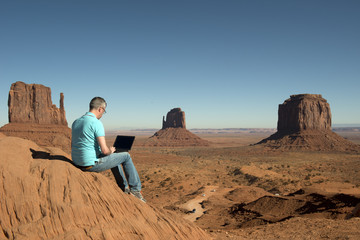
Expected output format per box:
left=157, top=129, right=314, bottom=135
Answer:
left=1, top=0, right=359, bottom=130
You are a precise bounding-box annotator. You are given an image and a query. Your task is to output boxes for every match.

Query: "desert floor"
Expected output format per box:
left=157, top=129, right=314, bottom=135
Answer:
left=105, top=131, right=360, bottom=239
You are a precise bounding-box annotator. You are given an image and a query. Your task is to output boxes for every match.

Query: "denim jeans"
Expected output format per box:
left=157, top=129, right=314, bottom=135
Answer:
left=87, top=152, right=141, bottom=192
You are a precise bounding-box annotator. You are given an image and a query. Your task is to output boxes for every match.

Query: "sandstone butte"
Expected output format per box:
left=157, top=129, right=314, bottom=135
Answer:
left=145, top=108, right=209, bottom=147
left=0, top=134, right=210, bottom=239
left=0, top=81, right=71, bottom=153
left=257, top=94, right=360, bottom=152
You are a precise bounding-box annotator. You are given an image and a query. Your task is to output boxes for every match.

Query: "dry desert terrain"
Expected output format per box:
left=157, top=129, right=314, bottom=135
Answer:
left=105, top=129, right=360, bottom=239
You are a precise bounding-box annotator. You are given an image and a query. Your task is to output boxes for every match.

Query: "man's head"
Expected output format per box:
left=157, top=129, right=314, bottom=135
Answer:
left=89, top=97, right=107, bottom=119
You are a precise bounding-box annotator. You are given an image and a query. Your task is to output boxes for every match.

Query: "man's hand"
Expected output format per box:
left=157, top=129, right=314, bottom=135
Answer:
left=110, top=146, right=116, bottom=154
left=97, top=136, right=114, bottom=155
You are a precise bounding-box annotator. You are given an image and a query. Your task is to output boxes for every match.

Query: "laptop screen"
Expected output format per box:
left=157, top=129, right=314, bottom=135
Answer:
left=113, top=135, right=135, bottom=152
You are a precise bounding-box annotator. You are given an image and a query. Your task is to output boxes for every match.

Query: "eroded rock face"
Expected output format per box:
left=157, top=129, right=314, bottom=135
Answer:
left=8, top=81, right=67, bottom=125
left=1, top=81, right=71, bottom=153
left=257, top=94, right=359, bottom=152
left=277, top=94, right=331, bottom=134
left=0, top=136, right=209, bottom=239
left=162, top=108, right=186, bottom=129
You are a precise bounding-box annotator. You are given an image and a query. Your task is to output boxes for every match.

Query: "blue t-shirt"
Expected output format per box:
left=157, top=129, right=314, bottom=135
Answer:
left=71, top=112, right=105, bottom=166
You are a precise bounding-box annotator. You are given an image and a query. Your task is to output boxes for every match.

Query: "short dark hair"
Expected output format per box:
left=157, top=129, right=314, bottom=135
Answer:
left=89, top=97, right=106, bottom=110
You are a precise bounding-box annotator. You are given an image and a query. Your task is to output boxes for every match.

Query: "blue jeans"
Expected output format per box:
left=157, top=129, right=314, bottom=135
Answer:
left=87, top=152, right=141, bottom=192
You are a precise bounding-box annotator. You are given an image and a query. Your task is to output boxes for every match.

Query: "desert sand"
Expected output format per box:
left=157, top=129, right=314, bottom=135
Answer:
left=1, top=129, right=360, bottom=239
left=102, top=129, right=360, bottom=239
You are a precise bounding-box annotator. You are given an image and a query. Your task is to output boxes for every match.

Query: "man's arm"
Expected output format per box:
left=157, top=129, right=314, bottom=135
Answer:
left=97, top=136, right=115, bottom=155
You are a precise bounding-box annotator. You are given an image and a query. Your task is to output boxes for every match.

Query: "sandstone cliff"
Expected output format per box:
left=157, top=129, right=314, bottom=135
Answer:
left=0, top=82, right=71, bottom=153
left=277, top=94, right=331, bottom=134
left=8, top=81, right=67, bottom=125
left=257, top=94, right=359, bottom=152
left=162, top=108, right=186, bottom=129
left=0, top=136, right=210, bottom=239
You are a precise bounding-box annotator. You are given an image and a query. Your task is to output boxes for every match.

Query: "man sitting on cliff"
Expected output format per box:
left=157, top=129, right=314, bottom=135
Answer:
left=71, top=97, right=146, bottom=203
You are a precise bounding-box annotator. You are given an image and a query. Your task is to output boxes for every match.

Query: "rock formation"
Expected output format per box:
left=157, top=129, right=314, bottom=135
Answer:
left=145, top=108, right=209, bottom=147
left=0, top=82, right=71, bottom=153
left=0, top=136, right=209, bottom=239
left=8, top=81, right=68, bottom=125
left=162, top=108, right=186, bottom=129
left=257, top=94, right=360, bottom=152
left=277, top=94, right=331, bottom=134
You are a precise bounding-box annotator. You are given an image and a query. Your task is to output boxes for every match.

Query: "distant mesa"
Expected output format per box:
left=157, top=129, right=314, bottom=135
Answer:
left=0, top=81, right=71, bottom=153
left=162, top=108, right=186, bottom=129
left=257, top=94, right=360, bottom=152
left=277, top=94, right=331, bottom=133
left=145, top=108, right=209, bottom=147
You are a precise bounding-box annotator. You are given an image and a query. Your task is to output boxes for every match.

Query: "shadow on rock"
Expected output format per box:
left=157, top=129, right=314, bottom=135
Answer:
left=30, top=148, right=74, bottom=166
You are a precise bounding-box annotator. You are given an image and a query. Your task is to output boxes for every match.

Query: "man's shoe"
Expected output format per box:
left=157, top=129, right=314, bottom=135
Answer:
left=130, top=190, right=147, bottom=203
left=124, top=187, right=130, bottom=194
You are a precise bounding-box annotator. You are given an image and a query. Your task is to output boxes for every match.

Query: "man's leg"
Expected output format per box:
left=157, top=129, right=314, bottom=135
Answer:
left=111, top=165, right=129, bottom=192
left=121, top=154, right=141, bottom=192
left=88, top=152, right=141, bottom=192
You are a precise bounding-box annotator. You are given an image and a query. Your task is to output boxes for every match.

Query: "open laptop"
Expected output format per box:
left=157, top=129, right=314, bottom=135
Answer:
left=113, top=135, right=135, bottom=152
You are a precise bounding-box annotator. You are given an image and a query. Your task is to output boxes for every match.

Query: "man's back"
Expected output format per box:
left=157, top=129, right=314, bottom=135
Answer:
left=71, top=112, right=105, bottom=166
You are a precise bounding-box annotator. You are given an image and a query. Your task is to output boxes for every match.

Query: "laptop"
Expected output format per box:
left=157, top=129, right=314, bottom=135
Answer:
left=113, top=135, right=135, bottom=152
